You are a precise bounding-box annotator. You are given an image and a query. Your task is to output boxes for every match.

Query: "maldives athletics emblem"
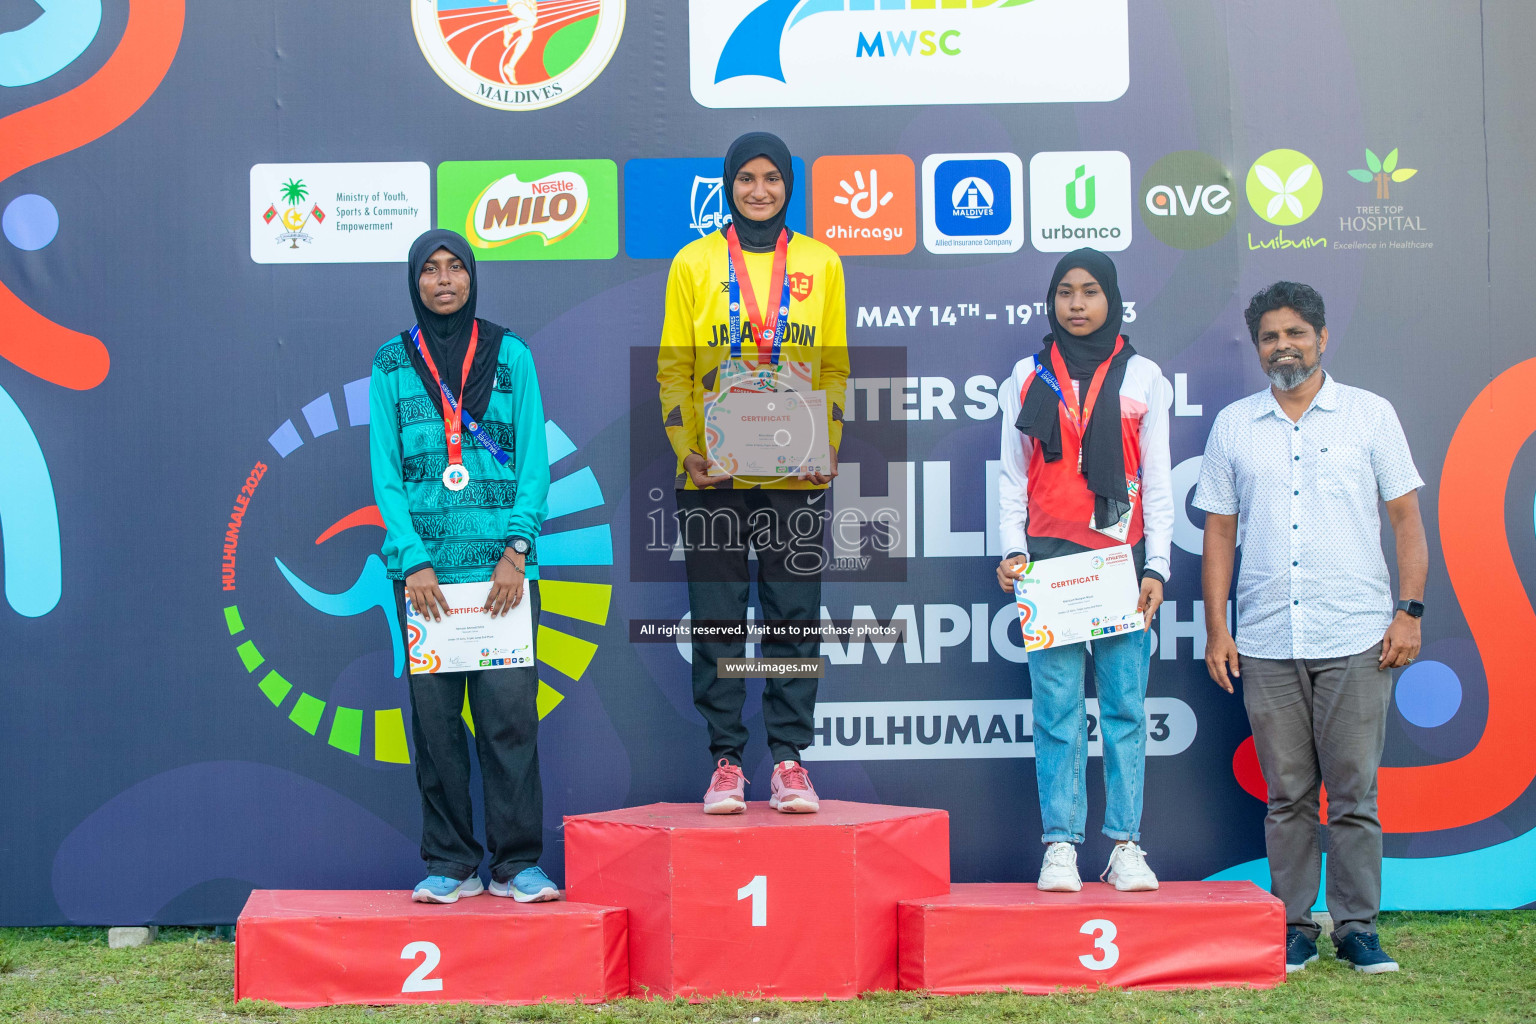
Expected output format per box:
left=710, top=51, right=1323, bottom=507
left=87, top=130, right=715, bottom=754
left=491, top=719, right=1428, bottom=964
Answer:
left=412, top=0, right=626, bottom=112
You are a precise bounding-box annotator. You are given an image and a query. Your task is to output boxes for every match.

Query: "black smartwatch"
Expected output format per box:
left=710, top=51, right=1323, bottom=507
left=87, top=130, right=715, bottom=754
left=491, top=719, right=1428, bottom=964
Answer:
left=509, top=537, right=531, bottom=556
left=1396, top=599, right=1424, bottom=619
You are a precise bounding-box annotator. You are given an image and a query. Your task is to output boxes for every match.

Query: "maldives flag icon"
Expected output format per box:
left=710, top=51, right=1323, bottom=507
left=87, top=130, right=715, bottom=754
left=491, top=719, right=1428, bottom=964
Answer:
left=310, top=205, right=326, bottom=224
left=262, top=204, right=278, bottom=224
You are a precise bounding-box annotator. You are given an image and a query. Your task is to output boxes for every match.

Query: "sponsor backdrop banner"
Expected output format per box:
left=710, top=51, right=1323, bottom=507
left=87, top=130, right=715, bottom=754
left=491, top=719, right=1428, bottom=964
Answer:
left=1, top=1, right=1533, bottom=923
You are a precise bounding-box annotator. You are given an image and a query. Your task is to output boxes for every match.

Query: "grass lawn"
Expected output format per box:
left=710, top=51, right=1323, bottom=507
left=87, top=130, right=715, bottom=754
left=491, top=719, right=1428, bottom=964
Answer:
left=1, top=912, right=1532, bottom=1023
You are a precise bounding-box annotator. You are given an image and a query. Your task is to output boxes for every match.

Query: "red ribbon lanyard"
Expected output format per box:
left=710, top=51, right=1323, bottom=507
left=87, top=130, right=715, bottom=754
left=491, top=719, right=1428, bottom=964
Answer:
left=1048, top=336, right=1124, bottom=440
left=414, top=321, right=479, bottom=466
left=726, top=224, right=789, bottom=366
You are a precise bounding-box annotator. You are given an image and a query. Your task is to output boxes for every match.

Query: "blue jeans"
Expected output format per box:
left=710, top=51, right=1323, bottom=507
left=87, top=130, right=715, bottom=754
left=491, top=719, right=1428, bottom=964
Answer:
left=1027, top=629, right=1150, bottom=844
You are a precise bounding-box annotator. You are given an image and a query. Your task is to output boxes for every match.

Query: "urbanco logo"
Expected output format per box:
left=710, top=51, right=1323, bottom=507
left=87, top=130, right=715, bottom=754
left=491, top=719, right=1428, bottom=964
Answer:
left=1029, top=151, right=1131, bottom=253
left=438, top=159, right=617, bottom=261
left=622, top=157, right=808, bottom=259
left=217, top=377, right=615, bottom=764
left=1138, top=151, right=1235, bottom=249
left=812, top=154, right=915, bottom=256
left=689, top=0, right=1128, bottom=109
left=922, top=152, right=1024, bottom=254
left=412, top=0, right=626, bottom=112
left=1245, top=149, right=1323, bottom=226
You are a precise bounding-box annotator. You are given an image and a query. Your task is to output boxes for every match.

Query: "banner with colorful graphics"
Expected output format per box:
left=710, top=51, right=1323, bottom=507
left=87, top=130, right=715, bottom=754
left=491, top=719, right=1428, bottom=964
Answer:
left=2, top=1, right=1534, bottom=925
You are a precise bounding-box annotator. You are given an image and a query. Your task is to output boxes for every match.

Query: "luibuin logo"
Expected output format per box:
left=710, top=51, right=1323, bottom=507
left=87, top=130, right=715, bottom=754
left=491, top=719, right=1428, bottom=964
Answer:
left=1066, top=165, right=1095, bottom=219
left=1245, top=149, right=1323, bottom=226
left=1347, top=147, right=1417, bottom=200
left=438, top=159, right=618, bottom=261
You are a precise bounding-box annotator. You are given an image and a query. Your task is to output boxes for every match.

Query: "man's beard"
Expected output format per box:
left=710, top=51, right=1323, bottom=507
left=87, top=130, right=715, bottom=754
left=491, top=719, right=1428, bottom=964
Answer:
left=1266, top=350, right=1320, bottom=391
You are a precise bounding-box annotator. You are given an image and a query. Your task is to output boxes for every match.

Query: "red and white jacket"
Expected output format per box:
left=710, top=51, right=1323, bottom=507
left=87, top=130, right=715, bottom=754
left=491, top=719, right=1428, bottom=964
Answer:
left=997, top=352, right=1174, bottom=581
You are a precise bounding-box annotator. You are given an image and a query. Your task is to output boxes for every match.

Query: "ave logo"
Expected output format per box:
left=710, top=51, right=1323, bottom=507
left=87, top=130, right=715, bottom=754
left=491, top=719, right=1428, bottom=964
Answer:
left=812, top=154, right=915, bottom=256
left=1138, top=151, right=1236, bottom=249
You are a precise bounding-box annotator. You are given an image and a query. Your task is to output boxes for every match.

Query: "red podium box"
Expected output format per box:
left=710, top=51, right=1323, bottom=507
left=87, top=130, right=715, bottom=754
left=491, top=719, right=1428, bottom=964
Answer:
left=234, top=890, right=628, bottom=1007
left=564, top=801, right=950, bottom=1000
left=899, top=882, right=1285, bottom=994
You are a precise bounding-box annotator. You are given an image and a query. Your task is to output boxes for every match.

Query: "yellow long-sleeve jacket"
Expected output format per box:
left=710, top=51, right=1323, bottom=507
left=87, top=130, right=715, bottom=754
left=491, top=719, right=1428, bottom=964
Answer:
left=657, top=229, right=850, bottom=490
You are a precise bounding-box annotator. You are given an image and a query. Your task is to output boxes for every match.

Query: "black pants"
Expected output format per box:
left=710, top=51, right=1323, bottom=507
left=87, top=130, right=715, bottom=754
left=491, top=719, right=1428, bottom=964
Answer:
left=677, top=488, right=824, bottom=765
left=397, top=580, right=543, bottom=883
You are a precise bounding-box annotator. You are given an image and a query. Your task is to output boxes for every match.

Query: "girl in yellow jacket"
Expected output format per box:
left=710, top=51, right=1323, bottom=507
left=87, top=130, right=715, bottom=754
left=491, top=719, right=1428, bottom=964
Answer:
left=657, top=132, right=850, bottom=815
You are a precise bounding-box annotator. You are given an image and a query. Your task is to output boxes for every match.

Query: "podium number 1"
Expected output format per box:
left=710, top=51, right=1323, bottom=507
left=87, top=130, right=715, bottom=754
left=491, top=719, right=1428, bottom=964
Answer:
left=401, top=941, right=444, bottom=992
left=1078, top=919, right=1119, bottom=971
left=737, top=875, right=767, bottom=927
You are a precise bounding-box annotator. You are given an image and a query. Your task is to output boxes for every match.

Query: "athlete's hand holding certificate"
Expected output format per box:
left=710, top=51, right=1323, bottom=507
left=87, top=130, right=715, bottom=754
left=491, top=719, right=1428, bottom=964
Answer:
left=407, top=580, right=534, bottom=674
left=1013, top=545, right=1144, bottom=652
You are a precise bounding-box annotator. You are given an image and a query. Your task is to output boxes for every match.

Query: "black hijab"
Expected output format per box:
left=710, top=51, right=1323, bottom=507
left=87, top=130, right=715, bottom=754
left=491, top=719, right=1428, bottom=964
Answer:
left=1016, top=248, right=1135, bottom=530
left=723, top=132, right=794, bottom=252
left=402, top=228, right=503, bottom=421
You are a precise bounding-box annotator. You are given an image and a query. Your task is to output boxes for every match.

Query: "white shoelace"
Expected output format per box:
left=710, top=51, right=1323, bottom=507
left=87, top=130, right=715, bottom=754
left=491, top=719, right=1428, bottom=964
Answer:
left=1102, top=842, right=1149, bottom=881
left=1045, top=842, right=1076, bottom=868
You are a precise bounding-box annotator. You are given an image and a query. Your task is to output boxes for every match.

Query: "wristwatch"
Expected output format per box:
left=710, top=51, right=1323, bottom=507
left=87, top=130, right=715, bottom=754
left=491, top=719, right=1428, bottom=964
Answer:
left=510, top=537, right=531, bottom=556
left=1396, top=599, right=1424, bottom=619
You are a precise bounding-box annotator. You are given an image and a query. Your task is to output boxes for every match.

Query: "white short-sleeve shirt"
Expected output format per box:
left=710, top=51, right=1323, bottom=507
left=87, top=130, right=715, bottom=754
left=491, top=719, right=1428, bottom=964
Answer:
left=1193, top=374, right=1423, bottom=660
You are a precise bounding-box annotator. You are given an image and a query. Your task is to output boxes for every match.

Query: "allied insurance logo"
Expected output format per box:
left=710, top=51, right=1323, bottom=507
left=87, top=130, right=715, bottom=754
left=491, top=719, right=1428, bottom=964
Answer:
left=217, top=376, right=615, bottom=764
left=412, top=0, right=626, bottom=112
left=922, top=152, right=1024, bottom=254
left=438, top=159, right=618, bottom=260
left=689, top=0, right=1128, bottom=109
left=623, top=157, right=808, bottom=259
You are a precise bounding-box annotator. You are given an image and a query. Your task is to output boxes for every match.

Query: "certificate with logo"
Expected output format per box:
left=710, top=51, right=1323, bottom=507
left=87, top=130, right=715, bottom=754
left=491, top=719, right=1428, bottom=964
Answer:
left=1013, top=545, right=1144, bottom=652
left=703, top=388, right=831, bottom=478
left=406, top=581, right=534, bottom=675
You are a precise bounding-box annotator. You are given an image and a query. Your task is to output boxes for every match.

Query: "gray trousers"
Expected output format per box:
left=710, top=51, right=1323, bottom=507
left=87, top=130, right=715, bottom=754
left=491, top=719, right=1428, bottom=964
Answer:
left=1239, top=642, right=1391, bottom=943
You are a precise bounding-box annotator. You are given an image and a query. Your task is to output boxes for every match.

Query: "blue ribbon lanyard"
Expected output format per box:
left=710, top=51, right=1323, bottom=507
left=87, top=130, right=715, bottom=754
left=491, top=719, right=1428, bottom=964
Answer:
left=726, top=225, right=792, bottom=367
left=409, top=324, right=511, bottom=467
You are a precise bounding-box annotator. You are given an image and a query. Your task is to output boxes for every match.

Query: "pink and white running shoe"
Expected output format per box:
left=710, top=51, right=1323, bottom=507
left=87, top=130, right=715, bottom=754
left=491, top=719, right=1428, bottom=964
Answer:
left=769, top=760, right=819, bottom=813
left=703, top=758, right=747, bottom=814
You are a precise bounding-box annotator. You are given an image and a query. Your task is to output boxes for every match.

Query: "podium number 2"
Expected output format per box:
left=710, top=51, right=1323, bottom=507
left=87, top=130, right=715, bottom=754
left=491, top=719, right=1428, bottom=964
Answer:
left=1078, top=919, right=1119, bottom=971
left=401, top=941, right=444, bottom=992
left=737, top=874, right=767, bottom=927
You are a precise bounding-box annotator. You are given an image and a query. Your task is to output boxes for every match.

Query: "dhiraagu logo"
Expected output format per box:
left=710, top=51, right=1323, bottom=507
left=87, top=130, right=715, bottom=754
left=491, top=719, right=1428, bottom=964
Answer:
left=689, top=0, right=1128, bottom=109
left=217, top=376, right=614, bottom=764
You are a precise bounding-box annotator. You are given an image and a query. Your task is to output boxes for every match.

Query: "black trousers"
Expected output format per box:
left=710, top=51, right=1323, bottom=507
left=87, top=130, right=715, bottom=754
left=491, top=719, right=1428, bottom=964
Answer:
left=396, top=580, right=543, bottom=883
left=677, top=488, right=825, bottom=765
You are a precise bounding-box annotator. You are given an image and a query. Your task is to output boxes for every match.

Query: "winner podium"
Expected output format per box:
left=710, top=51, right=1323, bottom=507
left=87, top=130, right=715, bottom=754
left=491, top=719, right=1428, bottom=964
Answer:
left=565, top=801, right=950, bottom=999
left=237, top=800, right=1284, bottom=1005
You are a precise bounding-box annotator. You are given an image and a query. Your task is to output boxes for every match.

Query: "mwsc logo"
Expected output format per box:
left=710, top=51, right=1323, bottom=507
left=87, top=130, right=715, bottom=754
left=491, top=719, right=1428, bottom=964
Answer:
left=689, top=0, right=1128, bottom=109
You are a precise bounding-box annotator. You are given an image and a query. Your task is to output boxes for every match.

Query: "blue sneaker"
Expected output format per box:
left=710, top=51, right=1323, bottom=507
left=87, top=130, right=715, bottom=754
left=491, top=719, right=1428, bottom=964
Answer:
left=1285, top=928, right=1319, bottom=973
left=411, top=874, right=484, bottom=904
left=489, top=866, right=561, bottom=903
left=1335, top=931, right=1399, bottom=974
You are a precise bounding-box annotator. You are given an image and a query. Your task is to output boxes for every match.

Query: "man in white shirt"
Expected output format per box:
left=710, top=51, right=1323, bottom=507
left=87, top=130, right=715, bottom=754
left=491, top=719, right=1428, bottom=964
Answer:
left=1195, top=281, right=1427, bottom=976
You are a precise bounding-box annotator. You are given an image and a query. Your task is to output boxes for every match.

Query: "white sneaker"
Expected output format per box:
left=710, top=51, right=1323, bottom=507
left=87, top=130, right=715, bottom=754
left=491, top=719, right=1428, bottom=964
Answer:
left=1037, top=842, right=1082, bottom=892
left=1102, top=841, right=1160, bottom=891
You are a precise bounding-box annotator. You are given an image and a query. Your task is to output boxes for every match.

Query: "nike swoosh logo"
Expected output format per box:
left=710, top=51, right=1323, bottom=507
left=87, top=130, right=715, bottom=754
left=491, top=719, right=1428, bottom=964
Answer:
left=806, top=492, right=825, bottom=504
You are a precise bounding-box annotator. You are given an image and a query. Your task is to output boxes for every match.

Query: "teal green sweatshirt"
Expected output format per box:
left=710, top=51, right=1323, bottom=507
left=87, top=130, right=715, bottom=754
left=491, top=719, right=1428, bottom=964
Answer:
left=369, top=330, right=549, bottom=583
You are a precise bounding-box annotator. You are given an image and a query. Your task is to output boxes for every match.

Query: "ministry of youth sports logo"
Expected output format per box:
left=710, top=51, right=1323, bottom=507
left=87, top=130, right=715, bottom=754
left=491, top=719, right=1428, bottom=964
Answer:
left=412, top=0, right=626, bottom=112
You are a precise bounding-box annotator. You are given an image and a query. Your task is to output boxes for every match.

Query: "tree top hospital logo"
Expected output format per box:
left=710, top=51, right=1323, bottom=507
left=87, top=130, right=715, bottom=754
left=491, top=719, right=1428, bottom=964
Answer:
left=689, top=0, right=1128, bottom=109
left=1245, top=148, right=1323, bottom=226
left=216, top=377, right=614, bottom=764
left=412, top=0, right=626, bottom=111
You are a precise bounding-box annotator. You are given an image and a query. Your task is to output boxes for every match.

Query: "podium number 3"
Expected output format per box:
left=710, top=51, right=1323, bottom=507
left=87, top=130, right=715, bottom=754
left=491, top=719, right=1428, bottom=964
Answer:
left=401, top=941, right=444, bottom=992
left=737, top=874, right=767, bottom=927
left=1079, top=919, right=1119, bottom=971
